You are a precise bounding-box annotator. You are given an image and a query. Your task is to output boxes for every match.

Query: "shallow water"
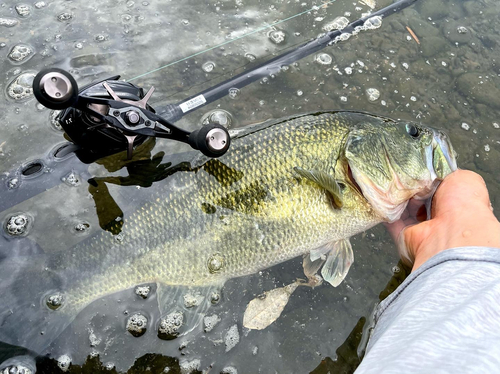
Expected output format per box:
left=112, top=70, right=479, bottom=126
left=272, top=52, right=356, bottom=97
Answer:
left=0, top=0, right=499, bottom=372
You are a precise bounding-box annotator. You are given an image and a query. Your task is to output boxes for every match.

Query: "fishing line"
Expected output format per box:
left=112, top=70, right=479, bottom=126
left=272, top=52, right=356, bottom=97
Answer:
left=126, top=0, right=338, bottom=82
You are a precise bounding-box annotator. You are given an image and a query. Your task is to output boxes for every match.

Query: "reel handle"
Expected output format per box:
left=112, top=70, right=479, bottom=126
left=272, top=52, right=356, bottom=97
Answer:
left=188, top=124, right=230, bottom=158
left=33, top=68, right=79, bottom=110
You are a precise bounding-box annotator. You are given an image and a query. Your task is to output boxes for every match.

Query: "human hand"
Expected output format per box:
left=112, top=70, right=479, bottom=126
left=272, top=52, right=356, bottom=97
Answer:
left=385, top=170, right=500, bottom=272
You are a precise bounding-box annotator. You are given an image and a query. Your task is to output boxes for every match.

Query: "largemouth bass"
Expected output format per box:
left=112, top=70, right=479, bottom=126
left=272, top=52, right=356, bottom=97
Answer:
left=0, top=110, right=456, bottom=354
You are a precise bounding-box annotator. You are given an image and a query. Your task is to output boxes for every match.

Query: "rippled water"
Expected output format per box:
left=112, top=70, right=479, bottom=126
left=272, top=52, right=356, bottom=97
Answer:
left=0, top=0, right=499, bottom=373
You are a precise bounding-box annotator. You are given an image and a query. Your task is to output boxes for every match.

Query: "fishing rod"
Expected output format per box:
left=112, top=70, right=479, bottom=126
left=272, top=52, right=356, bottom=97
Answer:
left=32, top=0, right=419, bottom=161
left=0, top=0, right=420, bottom=213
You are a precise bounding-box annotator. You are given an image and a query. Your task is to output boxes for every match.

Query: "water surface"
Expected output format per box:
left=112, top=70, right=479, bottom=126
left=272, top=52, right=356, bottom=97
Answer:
left=0, top=0, right=499, bottom=372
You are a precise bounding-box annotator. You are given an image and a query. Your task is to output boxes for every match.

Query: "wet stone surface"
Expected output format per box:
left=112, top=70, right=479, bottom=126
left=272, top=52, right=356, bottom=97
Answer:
left=443, top=21, right=472, bottom=44
left=456, top=72, right=500, bottom=110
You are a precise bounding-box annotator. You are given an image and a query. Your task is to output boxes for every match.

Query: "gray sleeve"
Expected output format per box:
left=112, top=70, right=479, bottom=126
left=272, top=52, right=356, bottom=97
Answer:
left=355, top=246, right=500, bottom=374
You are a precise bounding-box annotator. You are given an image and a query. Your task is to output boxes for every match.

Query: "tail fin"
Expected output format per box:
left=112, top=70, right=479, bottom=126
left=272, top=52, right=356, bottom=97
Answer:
left=0, top=255, right=77, bottom=354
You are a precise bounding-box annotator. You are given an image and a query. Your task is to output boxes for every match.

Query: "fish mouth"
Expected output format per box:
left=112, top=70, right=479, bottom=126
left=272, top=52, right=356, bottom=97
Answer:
left=432, top=129, right=457, bottom=174
left=415, top=129, right=458, bottom=201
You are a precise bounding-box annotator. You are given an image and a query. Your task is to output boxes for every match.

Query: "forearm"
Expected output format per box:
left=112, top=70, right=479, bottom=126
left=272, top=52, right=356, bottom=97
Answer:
left=355, top=246, right=500, bottom=374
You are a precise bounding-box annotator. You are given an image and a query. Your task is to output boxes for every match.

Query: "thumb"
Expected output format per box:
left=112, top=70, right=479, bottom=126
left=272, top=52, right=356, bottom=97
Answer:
left=396, top=220, right=434, bottom=268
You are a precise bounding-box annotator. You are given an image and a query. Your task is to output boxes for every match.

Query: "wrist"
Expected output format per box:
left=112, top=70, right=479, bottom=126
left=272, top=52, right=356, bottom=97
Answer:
left=410, top=214, right=500, bottom=271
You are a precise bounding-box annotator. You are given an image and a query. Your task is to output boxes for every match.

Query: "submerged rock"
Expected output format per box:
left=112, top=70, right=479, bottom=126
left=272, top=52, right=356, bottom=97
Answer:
left=417, top=0, right=448, bottom=19
left=420, top=37, right=447, bottom=58
left=456, top=73, right=500, bottom=110
left=443, top=21, right=472, bottom=44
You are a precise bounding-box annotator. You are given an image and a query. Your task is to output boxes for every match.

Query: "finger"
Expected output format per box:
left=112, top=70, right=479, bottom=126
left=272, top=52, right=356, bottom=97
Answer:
left=384, top=220, right=406, bottom=243
left=432, top=170, right=491, bottom=218
left=397, top=220, right=433, bottom=268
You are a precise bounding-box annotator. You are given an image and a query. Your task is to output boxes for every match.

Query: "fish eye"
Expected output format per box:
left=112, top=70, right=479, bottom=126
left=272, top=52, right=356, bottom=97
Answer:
left=406, top=124, right=420, bottom=138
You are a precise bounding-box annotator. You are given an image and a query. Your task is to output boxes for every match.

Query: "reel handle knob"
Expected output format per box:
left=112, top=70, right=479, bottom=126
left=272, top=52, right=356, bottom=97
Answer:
left=189, top=124, right=231, bottom=158
left=33, top=68, right=79, bottom=110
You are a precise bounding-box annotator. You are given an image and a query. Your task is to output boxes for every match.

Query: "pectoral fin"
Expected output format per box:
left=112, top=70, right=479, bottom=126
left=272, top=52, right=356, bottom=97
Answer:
left=303, top=242, right=335, bottom=284
left=294, top=167, right=343, bottom=208
left=303, top=254, right=325, bottom=279
left=321, top=239, right=354, bottom=287
left=309, top=244, right=332, bottom=262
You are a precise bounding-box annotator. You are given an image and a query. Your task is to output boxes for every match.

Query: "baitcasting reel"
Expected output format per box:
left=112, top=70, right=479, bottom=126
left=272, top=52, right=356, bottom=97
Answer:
left=32, top=68, right=231, bottom=160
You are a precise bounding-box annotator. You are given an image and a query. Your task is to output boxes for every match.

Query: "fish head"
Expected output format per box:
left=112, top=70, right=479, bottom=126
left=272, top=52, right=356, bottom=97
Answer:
left=345, top=118, right=457, bottom=222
